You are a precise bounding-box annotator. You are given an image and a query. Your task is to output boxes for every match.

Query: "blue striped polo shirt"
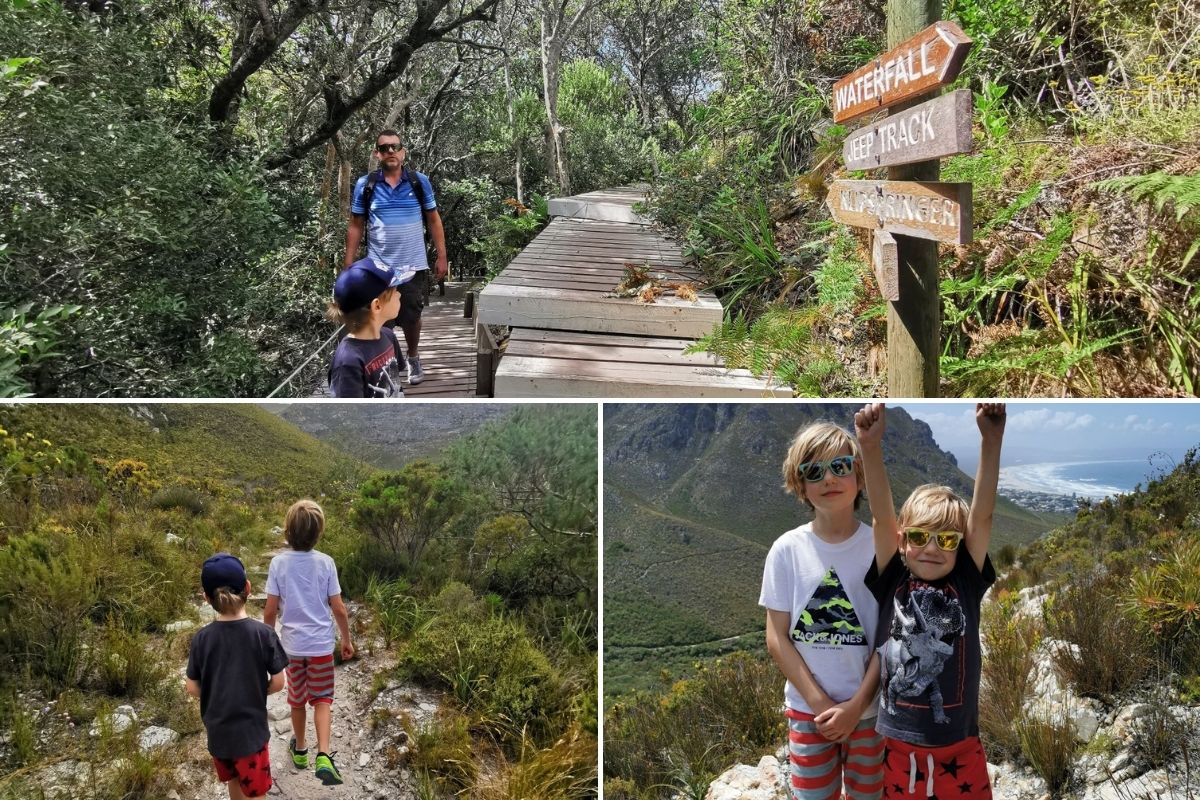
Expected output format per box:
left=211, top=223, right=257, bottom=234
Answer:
left=350, top=170, right=437, bottom=271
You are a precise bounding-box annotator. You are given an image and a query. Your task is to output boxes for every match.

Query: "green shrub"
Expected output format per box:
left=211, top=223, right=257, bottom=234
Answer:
left=979, top=593, right=1041, bottom=761
left=0, top=533, right=99, bottom=688
left=365, top=575, right=429, bottom=646
left=148, top=486, right=207, bottom=516
left=1016, top=712, right=1078, bottom=795
left=1128, top=537, right=1200, bottom=676
left=478, top=723, right=597, bottom=800
left=399, top=606, right=566, bottom=746
left=411, top=710, right=480, bottom=794
left=92, top=622, right=166, bottom=699
left=1046, top=572, right=1150, bottom=699
left=604, top=652, right=784, bottom=797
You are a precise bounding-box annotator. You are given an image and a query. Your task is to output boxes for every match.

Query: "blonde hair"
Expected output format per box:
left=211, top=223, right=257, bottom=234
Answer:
left=209, top=585, right=248, bottom=614
left=897, top=484, right=969, bottom=535
left=782, top=421, right=863, bottom=509
left=285, top=499, right=325, bottom=551
left=326, top=287, right=399, bottom=333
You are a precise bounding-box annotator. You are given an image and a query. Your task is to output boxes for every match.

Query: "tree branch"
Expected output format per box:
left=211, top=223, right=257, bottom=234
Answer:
left=265, top=0, right=500, bottom=169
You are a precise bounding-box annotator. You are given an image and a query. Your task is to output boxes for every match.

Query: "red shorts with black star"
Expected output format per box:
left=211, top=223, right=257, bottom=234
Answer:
left=881, top=735, right=991, bottom=799
left=212, top=741, right=273, bottom=798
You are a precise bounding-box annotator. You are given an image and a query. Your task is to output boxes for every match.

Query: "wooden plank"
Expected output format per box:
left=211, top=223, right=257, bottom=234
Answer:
left=495, top=356, right=791, bottom=398
left=510, top=328, right=695, bottom=349
left=843, top=90, right=973, bottom=171
left=872, top=230, right=900, bottom=302
left=825, top=180, right=972, bottom=244
left=831, top=21, right=972, bottom=123
left=477, top=282, right=723, bottom=338
left=505, top=339, right=725, bottom=367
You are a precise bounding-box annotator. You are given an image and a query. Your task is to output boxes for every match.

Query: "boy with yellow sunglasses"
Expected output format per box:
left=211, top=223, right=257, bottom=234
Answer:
left=854, top=403, right=1006, bottom=799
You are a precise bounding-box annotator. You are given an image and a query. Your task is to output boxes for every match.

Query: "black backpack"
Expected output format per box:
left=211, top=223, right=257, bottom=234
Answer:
left=361, top=166, right=433, bottom=258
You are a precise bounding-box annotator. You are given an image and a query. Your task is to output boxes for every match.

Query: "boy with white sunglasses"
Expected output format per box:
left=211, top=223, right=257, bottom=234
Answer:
left=760, top=421, right=885, bottom=800
left=854, top=403, right=1006, bottom=799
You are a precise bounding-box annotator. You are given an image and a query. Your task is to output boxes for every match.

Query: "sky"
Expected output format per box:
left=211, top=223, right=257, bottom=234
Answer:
left=899, top=402, right=1200, bottom=475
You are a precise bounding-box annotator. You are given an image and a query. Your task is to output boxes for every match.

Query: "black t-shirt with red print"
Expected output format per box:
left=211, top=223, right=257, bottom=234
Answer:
left=328, top=327, right=403, bottom=398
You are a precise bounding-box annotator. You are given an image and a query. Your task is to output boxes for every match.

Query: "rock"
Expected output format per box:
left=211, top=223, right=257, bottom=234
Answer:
left=274, top=720, right=291, bottom=734
left=90, top=706, right=136, bottom=737
left=989, top=761, right=1049, bottom=800
left=138, top=726, right=179, bottom=752
left=165, top=533, right=183, bottom=545
left=34, top=759, right=91, bottom=800
left=165, top=620, right=195, bottom=633
left=269, top=706, right=290, bottom=721
left=1111, top=703, right=1150, bottom=744
left=271, top=526, right=283, bottom=536
left=197, top=604, right=218, bottom=623
left=359, top=752, right=370, bottom=768
left=1107, top=751, right=1132, bottom=774
left=418, top=702, right=436, bottom=713
left=703, top=755, right=786, bottom=800
left=167, top=791, right=181, bottom=800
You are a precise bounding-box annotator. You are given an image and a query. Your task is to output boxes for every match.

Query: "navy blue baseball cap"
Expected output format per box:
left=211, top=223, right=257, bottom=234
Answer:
left=334, top=257, right=415, bottom=313
left=201, top=552, right=247, bottom=596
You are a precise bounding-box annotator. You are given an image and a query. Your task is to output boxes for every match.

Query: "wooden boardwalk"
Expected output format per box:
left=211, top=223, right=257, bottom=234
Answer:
left=476, top=186, right=790, bottom=397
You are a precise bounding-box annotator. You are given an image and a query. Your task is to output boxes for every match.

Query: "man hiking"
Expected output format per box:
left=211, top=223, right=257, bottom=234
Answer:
left=344, top=129, right=449, bottom=386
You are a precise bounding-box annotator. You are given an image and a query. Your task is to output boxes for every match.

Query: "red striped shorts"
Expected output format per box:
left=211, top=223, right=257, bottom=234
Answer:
left=786, top=708, right=885, bottom=800
left=286, top=653, right=335, bottom=708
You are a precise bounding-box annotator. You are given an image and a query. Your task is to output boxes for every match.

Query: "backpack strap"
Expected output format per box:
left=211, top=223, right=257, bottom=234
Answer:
left=404, top=166, right=435, bottom=257
left=360, top=169, right=382, bottom=252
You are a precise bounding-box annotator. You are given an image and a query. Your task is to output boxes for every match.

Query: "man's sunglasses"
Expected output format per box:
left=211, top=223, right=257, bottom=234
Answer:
left=796, top=455, right=855, bottom=482
left=376, top=143, right=403, bottom=153
left=903, top=528, right=964, bottom=551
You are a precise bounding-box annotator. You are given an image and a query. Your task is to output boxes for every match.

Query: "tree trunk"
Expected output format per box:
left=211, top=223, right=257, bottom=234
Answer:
left=540, top=18, right=570, bottom=195
left=503, top=59, right=524, bottom=204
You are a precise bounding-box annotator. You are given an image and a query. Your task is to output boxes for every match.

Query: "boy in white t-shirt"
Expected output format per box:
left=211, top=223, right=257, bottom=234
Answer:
left=262, top=500, right=354, bottom=786
left=760, top=421, right=883, bottom=800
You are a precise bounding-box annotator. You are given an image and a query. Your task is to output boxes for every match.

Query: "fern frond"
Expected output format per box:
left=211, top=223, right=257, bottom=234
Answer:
left=1096, top=172, right=1200, bottom=222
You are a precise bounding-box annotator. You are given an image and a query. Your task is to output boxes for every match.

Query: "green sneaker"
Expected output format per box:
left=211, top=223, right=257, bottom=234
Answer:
left=314, top=752, right=343, bottom=786
left=288, top=737, right=309, bottom=769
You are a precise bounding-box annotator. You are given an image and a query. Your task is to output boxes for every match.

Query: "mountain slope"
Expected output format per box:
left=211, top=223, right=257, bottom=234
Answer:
left=271, top=404, right=514, bottom=469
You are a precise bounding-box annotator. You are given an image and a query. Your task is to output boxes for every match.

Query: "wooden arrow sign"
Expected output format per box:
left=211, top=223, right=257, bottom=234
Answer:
left=831, top=21, right=973, bottom=124
left=826, top=180, right=973, bottom=244
left=843, top=90, right=973, bottom=171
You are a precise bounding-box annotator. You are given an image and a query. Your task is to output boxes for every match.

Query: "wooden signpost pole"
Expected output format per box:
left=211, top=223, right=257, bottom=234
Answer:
left=887, top=0, right=943, bottom=397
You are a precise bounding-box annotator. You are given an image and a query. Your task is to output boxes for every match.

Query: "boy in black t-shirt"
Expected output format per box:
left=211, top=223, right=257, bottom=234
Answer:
left=327, top=257, right=414, bottom=398
left=186, top=553, right=289, bottom=800
left=854, top=403, right=1006, bottom=800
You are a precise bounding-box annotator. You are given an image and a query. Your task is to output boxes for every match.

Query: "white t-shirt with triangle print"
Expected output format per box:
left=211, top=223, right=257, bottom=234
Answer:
left=759, top=521, right=880, bottom=716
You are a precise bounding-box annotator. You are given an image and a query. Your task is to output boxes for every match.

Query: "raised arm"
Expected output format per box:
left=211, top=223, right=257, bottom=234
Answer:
left=966, top=402, right=1006, bottom=571
left=855, top=403, right=898, bottom=571
left=765, top=609, right=834, bottom=717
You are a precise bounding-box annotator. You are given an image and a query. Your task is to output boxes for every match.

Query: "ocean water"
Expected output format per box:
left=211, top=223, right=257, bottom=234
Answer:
left=998, top=458, right=1175, bottom=500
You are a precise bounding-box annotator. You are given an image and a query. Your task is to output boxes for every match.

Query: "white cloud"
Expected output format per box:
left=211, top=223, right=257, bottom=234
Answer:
left=1007, top=408, right=1095, bottom=432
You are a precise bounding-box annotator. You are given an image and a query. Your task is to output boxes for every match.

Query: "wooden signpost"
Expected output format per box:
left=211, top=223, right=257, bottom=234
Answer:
left=825, top=180, right=972, bottom=245
left=832, top=21, right=973, bottom=124
left=843, top=90, right=973, bottom=171
left=827, top=18, right=975, bottom=397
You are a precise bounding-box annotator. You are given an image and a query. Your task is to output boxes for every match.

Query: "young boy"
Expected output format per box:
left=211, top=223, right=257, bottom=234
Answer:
left=186, top=553, right=289, bottom=800
left=760, top=421, right=885, bottom=800
left=262, top=499, right=355, bottom=787
left=854, top=403, right=1005, bottom=800
left=328, top=256, right=414, bottom=398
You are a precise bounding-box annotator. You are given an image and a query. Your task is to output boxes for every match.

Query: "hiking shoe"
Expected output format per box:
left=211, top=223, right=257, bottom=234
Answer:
left=314, top=752, right=343, bottom=786
left=408, top=356, right=424, bottom=385
left=288, top=737, right=308, bottom=769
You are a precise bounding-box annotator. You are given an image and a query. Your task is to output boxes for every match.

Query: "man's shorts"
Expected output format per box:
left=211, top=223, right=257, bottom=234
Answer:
left=881, top=735, right=991, bottom=799
left=397, top=269, right=430, bottom=326
left=786, top=708, right=884, bottom=800
left=286, top=653, right=335, bottom=708
left=212, top=742, right=272, bottom=797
